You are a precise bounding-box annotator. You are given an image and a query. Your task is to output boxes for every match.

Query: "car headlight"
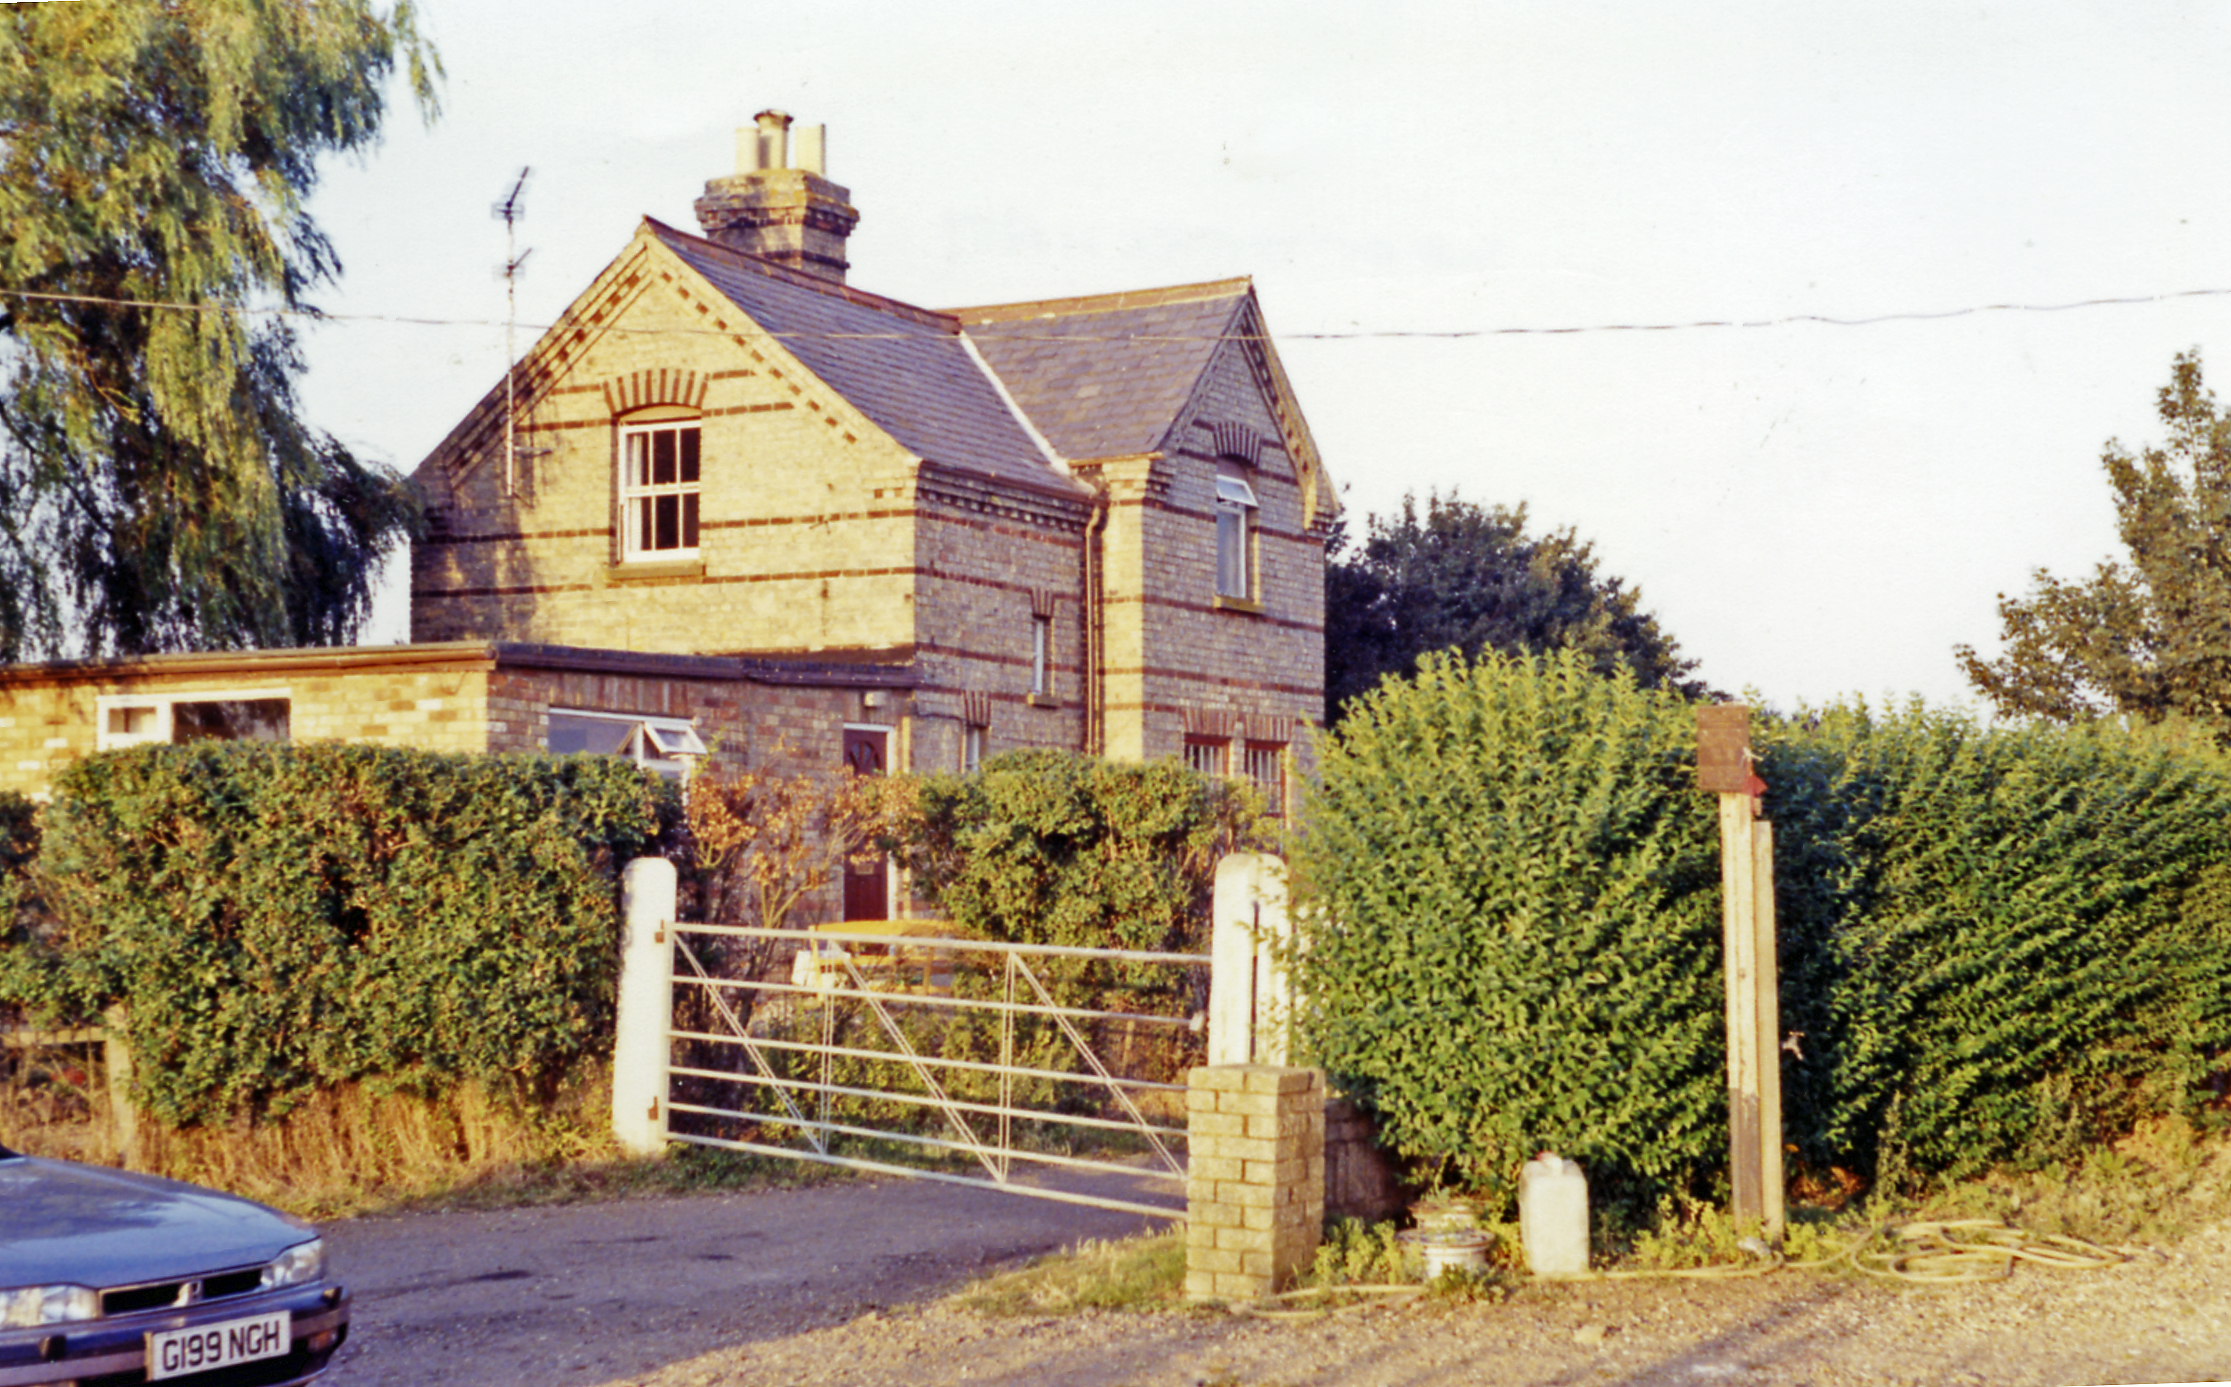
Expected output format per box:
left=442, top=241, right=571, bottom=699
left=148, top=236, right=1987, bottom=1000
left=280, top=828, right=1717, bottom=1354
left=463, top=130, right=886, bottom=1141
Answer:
left=0, top=1284, right=98, bottom=1328
left=260, top=1238, right=325, bottom=1290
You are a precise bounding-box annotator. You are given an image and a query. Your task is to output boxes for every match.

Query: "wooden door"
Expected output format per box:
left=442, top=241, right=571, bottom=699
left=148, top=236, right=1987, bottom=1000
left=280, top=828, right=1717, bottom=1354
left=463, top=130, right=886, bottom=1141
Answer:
left=841, top=727, right=888, bottom=921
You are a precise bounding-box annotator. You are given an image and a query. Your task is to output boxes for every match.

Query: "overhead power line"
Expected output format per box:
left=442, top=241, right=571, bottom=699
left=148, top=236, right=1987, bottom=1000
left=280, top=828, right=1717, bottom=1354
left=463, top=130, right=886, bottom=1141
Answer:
left=6, top=283, right=2231, bottom=342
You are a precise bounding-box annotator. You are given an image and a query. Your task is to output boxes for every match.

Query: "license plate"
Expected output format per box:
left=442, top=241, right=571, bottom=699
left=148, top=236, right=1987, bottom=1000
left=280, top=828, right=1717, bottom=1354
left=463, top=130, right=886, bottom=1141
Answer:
left=147, top=1311, right=291, bottom=1381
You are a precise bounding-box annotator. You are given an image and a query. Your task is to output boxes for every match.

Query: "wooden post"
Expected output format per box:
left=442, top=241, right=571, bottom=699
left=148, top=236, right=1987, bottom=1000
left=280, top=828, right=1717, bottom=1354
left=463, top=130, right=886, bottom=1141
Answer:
left=1753, top=820, right=1785, bottom=1241
left=103, top=1004, right=138, bottom=1169
left=1697, top=703, right=1781, bottom=1235
left=1718, top=789, right=1763, bottom=1226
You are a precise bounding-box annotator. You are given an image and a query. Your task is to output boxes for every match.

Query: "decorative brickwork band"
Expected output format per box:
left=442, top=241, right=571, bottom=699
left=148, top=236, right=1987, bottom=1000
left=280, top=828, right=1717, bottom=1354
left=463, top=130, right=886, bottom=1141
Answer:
left=602, top=369, right=712, bottom=417
left=1184, top=1065, right=1326, bottom=1302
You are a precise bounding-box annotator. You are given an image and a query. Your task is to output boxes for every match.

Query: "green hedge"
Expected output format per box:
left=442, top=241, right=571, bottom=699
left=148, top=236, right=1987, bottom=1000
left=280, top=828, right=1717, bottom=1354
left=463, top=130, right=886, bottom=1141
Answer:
left=0, top=744, right=678, bottom=1126
left=1294, top=650, right=2231, bottom=1208
left=1292, top=649, right=1724, bottom=1204
left=902, top=747, right=1258, bottom=955
left=1760, top=704, right=2231, bottom=1182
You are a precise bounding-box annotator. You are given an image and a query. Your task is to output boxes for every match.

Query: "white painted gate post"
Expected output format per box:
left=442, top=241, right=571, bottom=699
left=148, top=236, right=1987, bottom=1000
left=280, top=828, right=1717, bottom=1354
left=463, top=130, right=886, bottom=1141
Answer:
left=1208, top=852, right=1294, bottom=1065
left=612, top=856, right=677, bottom=1156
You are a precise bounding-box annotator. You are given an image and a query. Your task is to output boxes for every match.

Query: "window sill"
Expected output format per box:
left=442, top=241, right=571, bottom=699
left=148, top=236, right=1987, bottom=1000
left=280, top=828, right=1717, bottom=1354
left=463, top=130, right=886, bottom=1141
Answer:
left=1212, top=594, right=1265, bottom=615
left=603, top=558, right=705, bottom=585
left=1025, top=692, right=1062, bottom=709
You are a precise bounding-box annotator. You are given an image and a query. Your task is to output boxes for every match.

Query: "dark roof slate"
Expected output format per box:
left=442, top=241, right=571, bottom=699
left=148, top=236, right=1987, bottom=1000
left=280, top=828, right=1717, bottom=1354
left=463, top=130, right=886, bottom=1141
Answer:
left=951, top=282, right=1250, bottom=462
left=648, top=220, right=1080, bottom=497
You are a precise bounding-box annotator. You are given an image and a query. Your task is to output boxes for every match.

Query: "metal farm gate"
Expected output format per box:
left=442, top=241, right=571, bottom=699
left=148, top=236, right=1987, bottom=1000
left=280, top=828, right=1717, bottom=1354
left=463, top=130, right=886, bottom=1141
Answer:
left=653, top=920, right=1205, bottom=1220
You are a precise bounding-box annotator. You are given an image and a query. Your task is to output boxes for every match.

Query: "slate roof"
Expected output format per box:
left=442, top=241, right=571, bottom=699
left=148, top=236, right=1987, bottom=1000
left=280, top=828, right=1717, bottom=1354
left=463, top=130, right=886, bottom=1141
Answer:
left=647, top=220, right=1082, bottom=497
left=951, top=282, right=1252, bottom=462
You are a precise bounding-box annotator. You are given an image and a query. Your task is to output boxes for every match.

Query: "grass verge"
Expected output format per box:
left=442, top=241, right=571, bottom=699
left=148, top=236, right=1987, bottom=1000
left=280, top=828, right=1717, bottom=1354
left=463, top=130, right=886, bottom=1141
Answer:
left=948, top=1229, right=1189, bottom=1315
left=2, top=1066, right=847, bottom=1220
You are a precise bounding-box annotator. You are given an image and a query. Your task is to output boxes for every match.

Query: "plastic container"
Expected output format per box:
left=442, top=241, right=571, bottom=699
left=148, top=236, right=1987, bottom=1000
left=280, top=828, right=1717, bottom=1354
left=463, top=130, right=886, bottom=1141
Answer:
left=1518, top=1153, right=1590, bottom=1278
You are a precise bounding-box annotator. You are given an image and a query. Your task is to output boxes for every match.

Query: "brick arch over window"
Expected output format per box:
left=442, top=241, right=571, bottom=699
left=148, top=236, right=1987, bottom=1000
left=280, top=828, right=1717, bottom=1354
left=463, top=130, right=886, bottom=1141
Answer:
left=1209, top=421, right=1262, bottom=467
left=601, top=369, right=711, bottom=417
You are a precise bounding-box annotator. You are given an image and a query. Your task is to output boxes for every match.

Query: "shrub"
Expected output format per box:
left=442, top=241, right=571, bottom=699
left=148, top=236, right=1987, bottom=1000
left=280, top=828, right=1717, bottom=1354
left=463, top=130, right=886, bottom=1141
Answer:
left=1294, top=649, right=2231, bottom=1212
left=1291, top=648, right=1724, bottom=1206
left=1759, top=703, right=2231, bottom=1182
left=1, top=743, right=678, bottom=1127
left=900, top=747, right=1258, bottom=956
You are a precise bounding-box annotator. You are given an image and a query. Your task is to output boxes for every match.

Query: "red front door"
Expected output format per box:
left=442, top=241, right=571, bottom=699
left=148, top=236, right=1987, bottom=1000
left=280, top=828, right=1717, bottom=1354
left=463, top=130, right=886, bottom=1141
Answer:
left=842, top=727, right=888, bottom=921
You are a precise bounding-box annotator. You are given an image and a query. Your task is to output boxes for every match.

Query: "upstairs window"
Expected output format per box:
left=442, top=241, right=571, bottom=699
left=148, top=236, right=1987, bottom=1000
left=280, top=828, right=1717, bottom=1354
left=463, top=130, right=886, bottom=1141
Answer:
left=621, top=421, right=701, bottom=560
left=1030, top=616, right=1051, bottom=695
left=1214, top=474, right=1257, bottom=600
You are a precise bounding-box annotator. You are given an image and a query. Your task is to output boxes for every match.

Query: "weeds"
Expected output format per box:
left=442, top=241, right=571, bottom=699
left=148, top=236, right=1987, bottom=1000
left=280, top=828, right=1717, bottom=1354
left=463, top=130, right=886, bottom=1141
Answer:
left=2, top=1065, right=846, bottom=1220
left=1607, top=1114, right=2231, bottom=1275
left=949, top=1230, right=1188, bottom=1315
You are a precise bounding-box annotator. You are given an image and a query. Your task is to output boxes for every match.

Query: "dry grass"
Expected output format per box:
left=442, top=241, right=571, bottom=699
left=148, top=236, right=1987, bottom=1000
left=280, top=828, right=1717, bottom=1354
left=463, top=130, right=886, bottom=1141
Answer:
left=947, top=1229, right=1189, bottom=1315
left=2, top=1061, right=842, bottom=1219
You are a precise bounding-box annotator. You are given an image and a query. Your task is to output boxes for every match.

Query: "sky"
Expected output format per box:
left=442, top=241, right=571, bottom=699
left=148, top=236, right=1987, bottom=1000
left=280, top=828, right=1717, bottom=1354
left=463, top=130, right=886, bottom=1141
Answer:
left=291, top=0, right=2231, bottom=714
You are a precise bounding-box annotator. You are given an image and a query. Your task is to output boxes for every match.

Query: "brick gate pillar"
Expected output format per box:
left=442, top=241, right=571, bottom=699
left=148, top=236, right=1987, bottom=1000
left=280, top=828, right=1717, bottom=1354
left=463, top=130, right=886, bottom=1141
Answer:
left=1185, top=1064, right=1325, bottom=1301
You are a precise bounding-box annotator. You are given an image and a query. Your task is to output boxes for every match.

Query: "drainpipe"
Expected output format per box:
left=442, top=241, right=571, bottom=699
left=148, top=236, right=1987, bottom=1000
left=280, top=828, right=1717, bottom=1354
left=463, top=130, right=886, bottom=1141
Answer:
left=1084, top=489, right=1109, bottom=757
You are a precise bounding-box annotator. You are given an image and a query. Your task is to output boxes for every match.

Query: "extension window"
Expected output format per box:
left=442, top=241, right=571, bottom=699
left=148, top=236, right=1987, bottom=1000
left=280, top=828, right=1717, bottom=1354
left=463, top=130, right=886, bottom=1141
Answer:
left=620, top=420, right=702, bottom=560
left=547, top=709, right=706, bottom=781
left=96, top=691, right=291, bottom=751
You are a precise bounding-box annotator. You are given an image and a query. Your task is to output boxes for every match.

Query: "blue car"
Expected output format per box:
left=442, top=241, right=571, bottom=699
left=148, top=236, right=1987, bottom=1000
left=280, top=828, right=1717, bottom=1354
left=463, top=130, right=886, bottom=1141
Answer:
left=0, top=1143, right=349, bottom=1385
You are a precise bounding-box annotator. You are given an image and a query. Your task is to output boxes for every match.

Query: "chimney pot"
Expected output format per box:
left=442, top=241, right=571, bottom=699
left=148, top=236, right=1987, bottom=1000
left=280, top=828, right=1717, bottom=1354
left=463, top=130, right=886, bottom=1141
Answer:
left=754, top=108, right=792, bottom=170
left=697, top=111, right=858, bottom=285
left=795, top=124, right=827, bottom=177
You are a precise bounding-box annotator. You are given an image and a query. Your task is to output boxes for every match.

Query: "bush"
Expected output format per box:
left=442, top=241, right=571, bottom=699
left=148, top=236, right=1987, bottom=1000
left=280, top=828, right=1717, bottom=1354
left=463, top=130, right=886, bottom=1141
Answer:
left=900, top=748, right=1258, bottom=956
left=1292, top=649, right=1725, bottom=1206
left=0, top=743, right=678, bottom=1127
left=1294, top=650, right=2231, bottom=1212
left=0, top=791, right=37, bottom=1005
left=1760, top=703, right=2231, bottom=1182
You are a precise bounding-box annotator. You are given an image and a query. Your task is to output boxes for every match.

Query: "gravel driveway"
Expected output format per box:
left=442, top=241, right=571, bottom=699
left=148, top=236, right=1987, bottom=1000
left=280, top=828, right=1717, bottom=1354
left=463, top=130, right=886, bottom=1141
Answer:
left=316, top=1171, right=2231, bottom=1387
left=600, top=1219, right=2231, bottom=1387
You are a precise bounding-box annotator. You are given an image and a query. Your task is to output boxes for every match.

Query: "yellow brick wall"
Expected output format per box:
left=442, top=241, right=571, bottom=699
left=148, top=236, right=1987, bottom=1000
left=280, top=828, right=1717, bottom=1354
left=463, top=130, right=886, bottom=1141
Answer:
left=1096, top=337, right=1328, bottom=791
left=1185, top=1065, right=1326, bottom=1301
left=403, top=230, right=1328, bottom=785
left=0, top=667, right=496, bottom=801
left=411, top=236, right=922, bottom=661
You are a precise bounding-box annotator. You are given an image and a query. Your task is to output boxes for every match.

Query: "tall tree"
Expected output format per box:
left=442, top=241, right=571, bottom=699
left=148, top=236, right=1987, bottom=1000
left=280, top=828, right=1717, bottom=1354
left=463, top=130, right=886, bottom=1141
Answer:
left=1958, top=351, right=2231, bottom=740
left=1326, top=491, right=1706, bottom=721
left=0, top=0, right=438, bottom=660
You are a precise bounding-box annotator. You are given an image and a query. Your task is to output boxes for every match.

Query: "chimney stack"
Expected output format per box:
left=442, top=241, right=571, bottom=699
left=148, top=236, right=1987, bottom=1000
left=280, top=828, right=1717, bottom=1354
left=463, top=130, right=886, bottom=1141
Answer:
left=695, top=109, right=859, bottom=285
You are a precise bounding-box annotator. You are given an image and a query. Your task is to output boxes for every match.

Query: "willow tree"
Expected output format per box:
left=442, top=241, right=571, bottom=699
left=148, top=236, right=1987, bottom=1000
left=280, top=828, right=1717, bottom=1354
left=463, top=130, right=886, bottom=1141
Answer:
left=1958, top=352, right=2231, bottom=742
left=0, top=0, right=439, bottom=660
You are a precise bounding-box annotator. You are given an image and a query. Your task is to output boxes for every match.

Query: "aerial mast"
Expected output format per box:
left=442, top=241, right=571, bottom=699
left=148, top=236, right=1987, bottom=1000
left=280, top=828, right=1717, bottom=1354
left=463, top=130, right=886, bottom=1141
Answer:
left=494, top=168, right=533, bottom=498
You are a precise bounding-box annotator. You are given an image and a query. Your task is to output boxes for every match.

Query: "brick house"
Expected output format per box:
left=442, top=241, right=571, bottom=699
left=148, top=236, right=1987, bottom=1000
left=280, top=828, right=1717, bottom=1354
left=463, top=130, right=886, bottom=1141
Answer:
left=0, top=112, right=1334, bottom=908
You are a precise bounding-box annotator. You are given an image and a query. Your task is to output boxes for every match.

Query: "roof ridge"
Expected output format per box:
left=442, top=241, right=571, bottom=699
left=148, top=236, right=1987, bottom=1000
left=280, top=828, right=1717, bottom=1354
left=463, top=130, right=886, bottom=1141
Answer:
left=643, top=217, right=959, bottom=333
left=947, top=277, right=1255, bottom=323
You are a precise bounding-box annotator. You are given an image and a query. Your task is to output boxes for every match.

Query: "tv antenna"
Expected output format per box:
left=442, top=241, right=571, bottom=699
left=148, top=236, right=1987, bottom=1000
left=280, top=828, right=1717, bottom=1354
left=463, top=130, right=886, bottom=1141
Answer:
left=493, top=167, right=539, bottom=498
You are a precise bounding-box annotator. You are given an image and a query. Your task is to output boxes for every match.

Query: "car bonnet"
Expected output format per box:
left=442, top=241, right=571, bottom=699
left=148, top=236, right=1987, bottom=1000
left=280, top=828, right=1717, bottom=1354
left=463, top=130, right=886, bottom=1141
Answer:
left=0, top=1155, right=314, bottom=1289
